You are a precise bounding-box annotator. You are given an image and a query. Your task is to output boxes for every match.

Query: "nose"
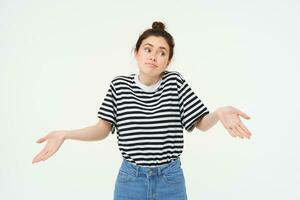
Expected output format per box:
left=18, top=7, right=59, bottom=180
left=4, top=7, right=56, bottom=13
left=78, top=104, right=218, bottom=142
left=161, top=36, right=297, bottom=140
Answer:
left=149, top=52, right=156, bottom=61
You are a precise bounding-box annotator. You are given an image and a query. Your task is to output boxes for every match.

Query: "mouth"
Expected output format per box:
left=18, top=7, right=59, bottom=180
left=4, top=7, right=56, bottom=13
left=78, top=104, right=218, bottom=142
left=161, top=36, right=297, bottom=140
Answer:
left=145, top=63, right=158, bottom=68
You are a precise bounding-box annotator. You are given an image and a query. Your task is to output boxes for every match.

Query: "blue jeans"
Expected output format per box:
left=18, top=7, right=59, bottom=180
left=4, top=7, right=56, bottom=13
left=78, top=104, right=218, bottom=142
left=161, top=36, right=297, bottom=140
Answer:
left=113, top=158, right=188, bottom=200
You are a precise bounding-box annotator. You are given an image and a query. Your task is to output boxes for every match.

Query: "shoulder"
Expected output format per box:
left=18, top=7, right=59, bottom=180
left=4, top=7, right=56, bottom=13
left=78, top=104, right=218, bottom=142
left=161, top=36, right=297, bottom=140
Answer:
left=110, top=74, right=135, bottom=86
left=164, top=70, right=186, bottom=85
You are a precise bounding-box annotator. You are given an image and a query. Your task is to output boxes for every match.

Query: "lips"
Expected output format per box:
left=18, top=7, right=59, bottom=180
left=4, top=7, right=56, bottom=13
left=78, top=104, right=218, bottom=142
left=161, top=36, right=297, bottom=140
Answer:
left=145, top=63, right=158, bottom=67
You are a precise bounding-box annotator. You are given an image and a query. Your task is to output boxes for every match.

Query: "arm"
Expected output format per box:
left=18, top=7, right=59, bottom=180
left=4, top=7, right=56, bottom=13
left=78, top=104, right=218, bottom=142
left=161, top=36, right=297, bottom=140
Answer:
left=32, top=119, right=112, bottom=164
left=63, top=119, right=112, bottom=141
left=195, top=106, right=252, bottom=139
left=195, top=110, right=219, bottom=132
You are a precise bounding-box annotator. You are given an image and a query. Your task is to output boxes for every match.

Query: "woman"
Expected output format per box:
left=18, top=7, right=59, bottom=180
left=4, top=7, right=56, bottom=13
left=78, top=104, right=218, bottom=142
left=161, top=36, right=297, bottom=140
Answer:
left=32, top=21, right=252, bottom=200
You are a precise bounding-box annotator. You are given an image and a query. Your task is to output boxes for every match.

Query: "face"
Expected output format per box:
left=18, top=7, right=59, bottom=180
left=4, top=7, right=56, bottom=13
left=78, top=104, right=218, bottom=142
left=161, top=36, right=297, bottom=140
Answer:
left=134, top=36, right=170, bottom=78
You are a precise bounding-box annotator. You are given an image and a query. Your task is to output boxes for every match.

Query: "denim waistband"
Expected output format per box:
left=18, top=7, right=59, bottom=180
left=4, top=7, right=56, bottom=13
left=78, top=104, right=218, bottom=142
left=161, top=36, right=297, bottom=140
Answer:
left=119, top=158, right=181, bottom=177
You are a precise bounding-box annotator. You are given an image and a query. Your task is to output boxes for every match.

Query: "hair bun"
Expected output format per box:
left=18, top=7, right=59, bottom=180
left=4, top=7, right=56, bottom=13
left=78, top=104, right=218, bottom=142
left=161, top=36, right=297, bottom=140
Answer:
left=152, top=21, right=165, bottom=31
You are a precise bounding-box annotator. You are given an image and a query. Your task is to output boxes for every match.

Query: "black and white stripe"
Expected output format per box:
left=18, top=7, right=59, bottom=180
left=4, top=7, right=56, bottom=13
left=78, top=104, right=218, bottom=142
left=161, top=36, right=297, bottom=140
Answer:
left=97, top=71, right=209, bottom=167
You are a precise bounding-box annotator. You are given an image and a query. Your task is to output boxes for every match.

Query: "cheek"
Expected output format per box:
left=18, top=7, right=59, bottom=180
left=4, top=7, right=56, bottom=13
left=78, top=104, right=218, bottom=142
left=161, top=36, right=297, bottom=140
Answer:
left=136, top=54, right=146, bottom=63
left=159, top=57, right=169, bottom=65
left=140, top=52, right=148, bottom=60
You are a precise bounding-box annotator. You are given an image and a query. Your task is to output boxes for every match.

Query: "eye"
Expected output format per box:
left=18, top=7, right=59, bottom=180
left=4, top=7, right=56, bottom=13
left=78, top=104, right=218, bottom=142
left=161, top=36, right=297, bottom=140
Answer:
left=144, top=47, right=151, bottom=53
left=159, top=51, right=166, bottom=56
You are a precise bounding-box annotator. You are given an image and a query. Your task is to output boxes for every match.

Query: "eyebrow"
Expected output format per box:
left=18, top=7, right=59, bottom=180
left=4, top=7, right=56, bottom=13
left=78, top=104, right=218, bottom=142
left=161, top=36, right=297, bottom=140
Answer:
left=143, top=43, right=168, bottom=51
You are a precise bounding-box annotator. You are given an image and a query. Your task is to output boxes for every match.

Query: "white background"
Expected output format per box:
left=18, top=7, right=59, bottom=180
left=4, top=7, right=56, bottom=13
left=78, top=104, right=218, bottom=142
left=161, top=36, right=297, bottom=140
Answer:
left=1, top=0, right=299, bottom=199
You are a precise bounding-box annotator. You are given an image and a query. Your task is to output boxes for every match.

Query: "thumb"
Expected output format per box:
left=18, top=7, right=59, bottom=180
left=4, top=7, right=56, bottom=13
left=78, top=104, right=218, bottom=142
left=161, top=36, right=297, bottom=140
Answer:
left=235, top=108, right=251, bottom=119
left=239, top=111, right=251, bottom=119
left=36, top=136, right=48, bottom=143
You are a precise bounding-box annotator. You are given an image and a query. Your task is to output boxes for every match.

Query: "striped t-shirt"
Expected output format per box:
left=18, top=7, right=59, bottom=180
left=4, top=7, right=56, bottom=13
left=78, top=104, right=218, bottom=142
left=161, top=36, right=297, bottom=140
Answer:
left=97, top=70, right=210, bottom=167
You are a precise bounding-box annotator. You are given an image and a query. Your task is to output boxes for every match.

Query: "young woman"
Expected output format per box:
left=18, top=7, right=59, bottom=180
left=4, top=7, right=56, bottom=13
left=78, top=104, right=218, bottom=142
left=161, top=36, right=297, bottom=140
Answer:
left=32, top=21, right=252, bottom=200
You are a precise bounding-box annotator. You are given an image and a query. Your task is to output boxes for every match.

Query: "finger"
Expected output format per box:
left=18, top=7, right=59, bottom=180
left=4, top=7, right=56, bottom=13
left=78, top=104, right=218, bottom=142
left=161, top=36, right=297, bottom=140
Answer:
left=239, top=123, right=252, bottom=136
left=39, top=151, right=50, bottom=161
left=235, top=108, right=251, bottom=119
left=33, top=148, right=47, bottom=161
left=236, top=125, right=250, bottom=139
left=36, top=136, right=48, bottom=143
left=32, top=148, right=48, bottom=163
left=239, top=112, right=251, bottom=120
left=32, top=153, right=46, bottom=163
left=34, top=150, right=49, bottom=163
left=236, top=125, right=249, bottom=138
left=36, top=138, right=45, bottom=143
left=40, top=149, right=56, bottom=162
left=42, top=148, right=57, bottom=161
left=232, top=127, right=244, bottom=139
left=226, top=127, right=237, bottom=138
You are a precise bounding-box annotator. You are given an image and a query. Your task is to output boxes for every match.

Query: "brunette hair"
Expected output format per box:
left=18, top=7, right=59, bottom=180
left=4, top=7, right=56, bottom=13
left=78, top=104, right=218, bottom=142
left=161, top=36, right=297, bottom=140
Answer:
left=134, top=21, right=175, bottom=61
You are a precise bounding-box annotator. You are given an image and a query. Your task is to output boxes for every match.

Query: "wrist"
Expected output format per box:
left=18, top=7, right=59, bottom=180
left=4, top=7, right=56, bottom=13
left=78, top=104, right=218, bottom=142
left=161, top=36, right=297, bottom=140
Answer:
left=57, top=130, right=70, bottom=141
left=216, top=107, right=224, bottom=118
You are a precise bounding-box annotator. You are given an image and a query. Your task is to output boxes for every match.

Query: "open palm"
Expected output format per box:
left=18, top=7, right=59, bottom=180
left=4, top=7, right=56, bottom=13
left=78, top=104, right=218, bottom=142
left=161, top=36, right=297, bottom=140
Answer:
left=217, top=106, right=252, bottom=139
left=32, top=131, right=66, bottom=164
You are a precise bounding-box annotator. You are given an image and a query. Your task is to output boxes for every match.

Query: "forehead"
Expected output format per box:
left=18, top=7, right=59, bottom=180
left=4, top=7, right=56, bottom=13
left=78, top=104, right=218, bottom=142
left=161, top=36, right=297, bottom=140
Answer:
left=141, top=36, right=169, bottom=50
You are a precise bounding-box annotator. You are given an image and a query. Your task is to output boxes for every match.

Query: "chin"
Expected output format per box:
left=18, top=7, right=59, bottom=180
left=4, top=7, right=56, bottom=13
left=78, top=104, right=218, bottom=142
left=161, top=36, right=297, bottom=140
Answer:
left=139, top=67, right=164, bottom=76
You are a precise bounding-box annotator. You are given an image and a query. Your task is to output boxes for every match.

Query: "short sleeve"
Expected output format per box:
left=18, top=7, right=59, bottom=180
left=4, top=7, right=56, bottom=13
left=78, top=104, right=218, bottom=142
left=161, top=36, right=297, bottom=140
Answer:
left=178, top=74, right=210, bottom=132
left=97, top=81, right=117, bottom=134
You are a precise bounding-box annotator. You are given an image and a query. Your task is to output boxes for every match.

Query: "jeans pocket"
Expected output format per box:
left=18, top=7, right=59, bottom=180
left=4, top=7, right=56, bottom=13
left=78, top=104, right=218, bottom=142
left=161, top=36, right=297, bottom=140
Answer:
left=162, top=168, right=185, bottom=184
left=117, top=170, right=137, bottom=183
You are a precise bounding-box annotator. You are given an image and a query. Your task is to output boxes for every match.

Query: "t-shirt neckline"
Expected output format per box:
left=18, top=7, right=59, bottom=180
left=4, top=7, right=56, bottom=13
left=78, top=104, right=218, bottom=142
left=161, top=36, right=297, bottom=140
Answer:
left=134, top=73, right=164, bottom=92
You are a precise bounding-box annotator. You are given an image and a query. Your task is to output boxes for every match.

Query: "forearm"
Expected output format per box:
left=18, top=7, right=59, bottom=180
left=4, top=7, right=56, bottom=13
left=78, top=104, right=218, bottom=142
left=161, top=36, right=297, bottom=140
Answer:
left=196, top=109, right=220, bottom=132
left=63, top=124, right=109, bottom=141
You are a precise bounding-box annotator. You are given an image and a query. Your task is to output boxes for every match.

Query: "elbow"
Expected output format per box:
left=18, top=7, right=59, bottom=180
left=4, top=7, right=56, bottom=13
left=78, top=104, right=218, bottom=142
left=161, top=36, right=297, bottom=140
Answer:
left=195, top=122, right=207, bottom=132
left=197, top=126, right=208, bottom=132
left=195, top=114, right=211, bottom=132
left=96, top=119, right=112, bottom=139
left=195, top=118, right=210, bottom=132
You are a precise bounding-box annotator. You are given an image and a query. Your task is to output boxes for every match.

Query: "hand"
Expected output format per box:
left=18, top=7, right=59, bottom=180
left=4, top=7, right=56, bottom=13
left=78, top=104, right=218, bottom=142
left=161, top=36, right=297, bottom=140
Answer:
left=32, top=130, right=67, bottom=164
left=217, top=106, right=252, bottom=139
